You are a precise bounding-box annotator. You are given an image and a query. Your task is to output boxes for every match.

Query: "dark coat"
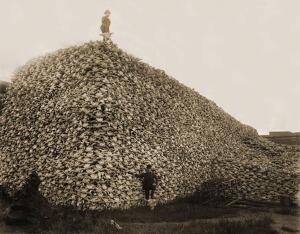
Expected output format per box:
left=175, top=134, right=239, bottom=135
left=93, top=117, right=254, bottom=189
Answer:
left=136, top=172, right=158, bottom=190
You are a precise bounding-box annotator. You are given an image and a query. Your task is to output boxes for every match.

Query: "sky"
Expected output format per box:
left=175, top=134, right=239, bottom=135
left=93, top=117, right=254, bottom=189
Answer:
left=0, top=0, right=299, bottom=134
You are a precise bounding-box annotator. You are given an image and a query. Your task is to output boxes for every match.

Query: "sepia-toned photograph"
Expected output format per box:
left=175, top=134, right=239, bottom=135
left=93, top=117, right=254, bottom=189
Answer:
left=0, top=1, right=299, bottom=233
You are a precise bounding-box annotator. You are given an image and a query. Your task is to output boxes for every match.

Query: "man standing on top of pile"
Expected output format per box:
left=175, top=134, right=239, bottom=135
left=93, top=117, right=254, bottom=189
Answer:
left=100, top=10, right=112, bottom=41
left=135, top=165, right=158, bottom=204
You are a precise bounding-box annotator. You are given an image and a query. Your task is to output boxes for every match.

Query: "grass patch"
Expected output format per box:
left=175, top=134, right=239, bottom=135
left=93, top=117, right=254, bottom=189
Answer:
left=212, top=216, right=278, bottom=234
left=273, top=207, right=299, bottom=216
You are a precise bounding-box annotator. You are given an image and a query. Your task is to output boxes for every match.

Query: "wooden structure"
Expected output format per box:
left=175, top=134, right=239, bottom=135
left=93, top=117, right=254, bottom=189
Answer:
left=262, top=131, right=300, bottom=146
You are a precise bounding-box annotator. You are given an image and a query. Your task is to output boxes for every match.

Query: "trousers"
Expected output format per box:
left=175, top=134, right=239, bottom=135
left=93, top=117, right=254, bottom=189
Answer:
left=144, top=186, right=155, bottom=200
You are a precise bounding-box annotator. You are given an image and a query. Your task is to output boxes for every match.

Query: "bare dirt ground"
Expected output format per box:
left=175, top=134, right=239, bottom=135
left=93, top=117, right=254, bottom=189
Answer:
left=0, top=200, right=298, bottom=234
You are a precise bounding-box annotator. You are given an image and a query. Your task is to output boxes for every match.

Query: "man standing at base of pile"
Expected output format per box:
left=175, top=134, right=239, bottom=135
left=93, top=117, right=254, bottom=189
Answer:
left=136, top=165, right=158, bottom=203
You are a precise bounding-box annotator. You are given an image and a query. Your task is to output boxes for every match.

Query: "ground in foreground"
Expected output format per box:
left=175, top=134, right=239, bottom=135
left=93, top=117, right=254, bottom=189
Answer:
left=0, top=199, right=299, bottom=234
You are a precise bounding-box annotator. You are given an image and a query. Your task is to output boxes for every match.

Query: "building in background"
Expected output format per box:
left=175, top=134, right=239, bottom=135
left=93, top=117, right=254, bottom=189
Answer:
left=262, top=132, right=300, bottom=146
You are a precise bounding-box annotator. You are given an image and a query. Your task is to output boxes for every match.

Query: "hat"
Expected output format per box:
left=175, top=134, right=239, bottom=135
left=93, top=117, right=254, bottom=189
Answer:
left=104, top=10, right=111, bottom=16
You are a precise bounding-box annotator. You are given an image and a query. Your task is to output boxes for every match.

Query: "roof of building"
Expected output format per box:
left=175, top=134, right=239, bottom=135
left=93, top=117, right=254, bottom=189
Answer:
left=267, top=131, right=300, bottom=137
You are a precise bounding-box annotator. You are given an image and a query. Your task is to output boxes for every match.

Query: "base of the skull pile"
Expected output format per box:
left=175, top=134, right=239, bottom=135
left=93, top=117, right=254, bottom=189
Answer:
left=0, top=174, right=298, bottom=233
left=147, top=199, right=157, bottom=210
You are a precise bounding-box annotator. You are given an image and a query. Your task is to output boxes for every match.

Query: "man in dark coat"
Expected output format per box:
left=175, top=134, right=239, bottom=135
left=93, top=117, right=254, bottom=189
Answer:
left=136, top=165, right=158, bottom=201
